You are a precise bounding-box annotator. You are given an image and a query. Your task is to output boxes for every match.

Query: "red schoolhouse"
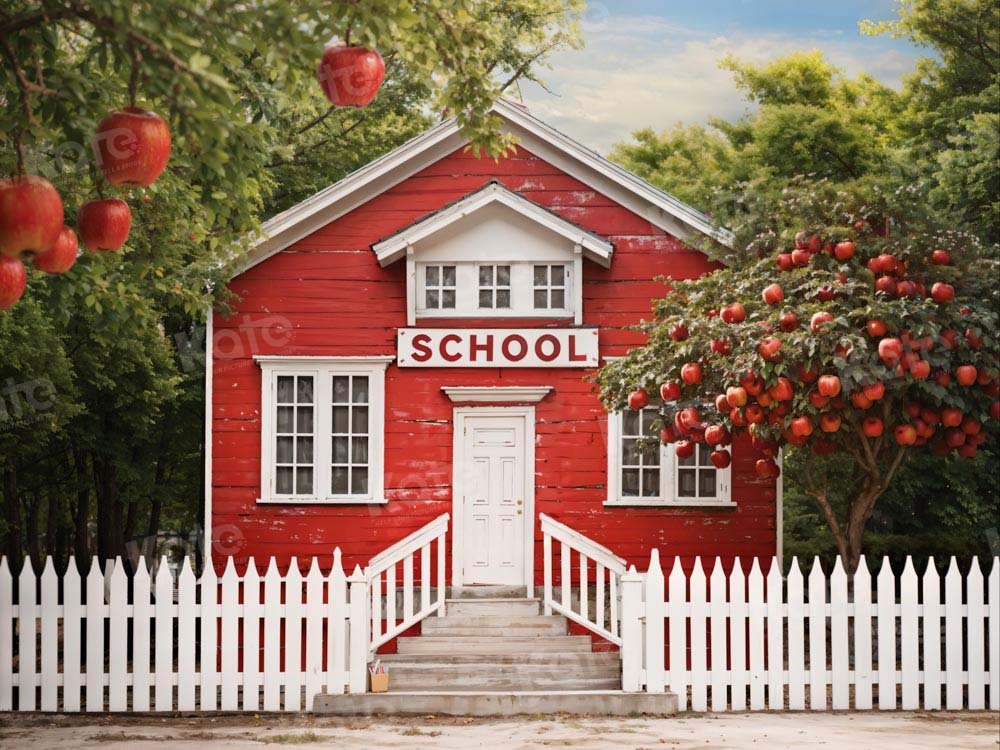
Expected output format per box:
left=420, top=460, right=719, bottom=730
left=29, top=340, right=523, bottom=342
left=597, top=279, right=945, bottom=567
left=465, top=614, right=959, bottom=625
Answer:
left=206, top=100, right=780, bottom=587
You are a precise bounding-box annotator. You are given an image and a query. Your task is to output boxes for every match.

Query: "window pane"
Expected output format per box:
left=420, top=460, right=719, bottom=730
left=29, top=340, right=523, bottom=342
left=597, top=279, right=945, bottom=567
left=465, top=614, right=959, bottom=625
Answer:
left=697, top=444, right=712, bottom=465
left=479, top=289, right=493, bottom=308
left=699, top=470, right=717, bottom=497
left=622, top=410, right=639, bottom=435
left=534, top=290, right=548, bottom=309
left=352, top=436, right=369, bottom=464
left=352, top=406, right=369, bottom=433
left=425, top=265, right=439, bottom=285
left=296, top=436, right=313, bottom=464
left=641, top=441, right=660, bottom=465
left=277, top=376, right=295, bottom=403
left=276, top=467, right=294, bottom=494
left=425, top=289, right=439, bottom=308
left=678, top=452, right=696, bottom=467
left=352, top=377, right=369, bottom=404
left=641, top=409, right=659, bottom=434
left=622, top=439, right=640, bottom=466
left=276, top=436, right=294, bottom=463
left=442, top=290, right=456, bottom=308
left=678, top=469, right=696, bottom=497
left=551, top=290, right=565, bottom=309
left=332, top=436, right=349, bottom=463
left=332, top=377, right=350, bottom=403
left=622, top=469, right=640, bottom=496
left=351, top=467, right=369, bottom=495
left=277, top=406, right=294, bottom=433
left=295, top=467, right=313, bottom=495
left=332, top=406, right=349, bottom=433
left=642, top=469, right=660, bottom=497
left=497, top=265, right=510, bottom=285
left=496, top=290, right=510, bottom=308
left=551, top=265, right=565, bottom=285
left=332, top=467, right=349, bottom=494
left=296, top=377, right=314, bottom=404
left=442, top=266, right=456, bottom=285
left=296, top=407, right=313, bottom=433
left=534, top=265, right=547, bottom=285
left=479, top=266, right=492, bottom=285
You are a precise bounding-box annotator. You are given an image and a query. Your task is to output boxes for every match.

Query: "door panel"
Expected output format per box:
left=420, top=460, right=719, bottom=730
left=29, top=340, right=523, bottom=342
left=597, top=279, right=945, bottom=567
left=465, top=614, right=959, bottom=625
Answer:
left=461, top=415, right=526, bottom=585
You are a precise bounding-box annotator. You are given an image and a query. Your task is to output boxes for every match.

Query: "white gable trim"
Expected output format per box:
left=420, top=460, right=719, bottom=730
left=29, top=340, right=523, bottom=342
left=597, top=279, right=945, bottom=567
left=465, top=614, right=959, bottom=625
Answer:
left=441, top=386, right=553, bottom=403
left=372, top=181, right=613, bottom=268
left=231, top=100, right=731, bottom=279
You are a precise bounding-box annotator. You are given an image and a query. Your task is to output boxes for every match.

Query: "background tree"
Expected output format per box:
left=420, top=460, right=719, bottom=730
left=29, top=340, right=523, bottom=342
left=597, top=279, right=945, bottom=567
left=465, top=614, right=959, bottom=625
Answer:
left=0, top=0, right=583, bottom=567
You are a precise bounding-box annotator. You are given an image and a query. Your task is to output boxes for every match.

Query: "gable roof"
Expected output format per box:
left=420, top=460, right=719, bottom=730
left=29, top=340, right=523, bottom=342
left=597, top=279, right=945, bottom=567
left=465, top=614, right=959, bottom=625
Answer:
left=232, top=99, right=732, bottom=278
left=371, top=180, right=615, bottom=268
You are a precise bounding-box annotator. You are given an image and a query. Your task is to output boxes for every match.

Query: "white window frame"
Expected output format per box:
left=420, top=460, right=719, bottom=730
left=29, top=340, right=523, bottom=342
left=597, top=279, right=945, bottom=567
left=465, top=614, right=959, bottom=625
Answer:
left=256, top=356, right=393, bottom=504
left=477, top=263, right=512, bottom=310
left=422, top=263, right=457, bottom=310
left=605, top=408, right=734, bottom=507
left=532, top=263, right=570, bottom=310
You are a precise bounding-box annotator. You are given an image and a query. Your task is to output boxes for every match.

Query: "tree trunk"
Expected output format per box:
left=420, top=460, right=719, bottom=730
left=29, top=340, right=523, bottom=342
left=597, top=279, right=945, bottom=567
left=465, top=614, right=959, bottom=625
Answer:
left=2, top=463, right=22, bottom=571
left=25, top=487, right=41, bottom=569
left=92, top=453, right=124, bottom=561
left=71, top=447, right=90, bottom=568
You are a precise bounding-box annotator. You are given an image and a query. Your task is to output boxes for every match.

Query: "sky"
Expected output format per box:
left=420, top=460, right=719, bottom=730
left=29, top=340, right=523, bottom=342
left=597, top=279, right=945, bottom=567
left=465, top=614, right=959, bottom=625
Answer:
left=518, top=1, right=924, bottom=154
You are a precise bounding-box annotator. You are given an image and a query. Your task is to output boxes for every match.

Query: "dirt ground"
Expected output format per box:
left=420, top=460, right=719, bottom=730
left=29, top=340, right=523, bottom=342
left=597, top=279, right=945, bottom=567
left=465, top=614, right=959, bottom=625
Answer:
left=1, top=711, right=997, bottom=749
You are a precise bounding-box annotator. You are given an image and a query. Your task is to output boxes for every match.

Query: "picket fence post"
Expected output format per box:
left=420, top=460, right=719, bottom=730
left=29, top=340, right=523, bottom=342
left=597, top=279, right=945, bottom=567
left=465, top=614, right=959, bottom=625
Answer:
left=619, top=565, right=643, bottom=692
left=644, top=550, right=665, bottom=693
left=348, top=565, right=368, bottom=694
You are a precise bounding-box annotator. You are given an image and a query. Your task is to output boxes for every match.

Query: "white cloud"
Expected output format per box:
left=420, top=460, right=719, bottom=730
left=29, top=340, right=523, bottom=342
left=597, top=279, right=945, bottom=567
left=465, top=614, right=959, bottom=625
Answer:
left=519, top=15, right=920, bottom=154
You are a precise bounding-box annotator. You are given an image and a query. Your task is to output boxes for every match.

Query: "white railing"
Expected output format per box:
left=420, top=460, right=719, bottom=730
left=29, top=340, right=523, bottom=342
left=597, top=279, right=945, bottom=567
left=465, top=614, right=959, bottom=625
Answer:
left=0, top=550, right=353, bottom=712
left=362, top=512, right=449, bottom=658
left=540, top=513, right=627, bottom=645
left=620, top=551, right=1000, bottom=711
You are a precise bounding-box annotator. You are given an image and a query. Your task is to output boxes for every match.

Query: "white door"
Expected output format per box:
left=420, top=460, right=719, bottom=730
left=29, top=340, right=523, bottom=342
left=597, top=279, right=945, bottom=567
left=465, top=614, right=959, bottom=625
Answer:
left=460, top=415, right=526, bottom=585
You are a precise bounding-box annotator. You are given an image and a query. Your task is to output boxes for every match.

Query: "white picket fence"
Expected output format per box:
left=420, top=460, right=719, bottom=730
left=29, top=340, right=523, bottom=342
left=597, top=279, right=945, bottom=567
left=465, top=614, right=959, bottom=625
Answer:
left=618, top=553, right=1000, bottom=711
left=0, top=513, right=450, bottom=713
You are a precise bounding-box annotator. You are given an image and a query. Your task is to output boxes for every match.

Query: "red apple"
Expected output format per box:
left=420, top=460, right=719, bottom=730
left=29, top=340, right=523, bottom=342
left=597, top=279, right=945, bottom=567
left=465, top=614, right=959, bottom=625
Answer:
left=798, top=366, right=819, bottom=383
left=741, top=372, right=764, bottom=395
left=866, top=319, right=888, bottom=337
left=790, top=416, right=814, bottom=437
left=817, top=375, right=841, bottom=397
left=961, top=417, right=981, bottom=435
left=32, top=225, right=78, bottom=274
left=762, top=283, right=784, bottom=306
left=878, top=254, right=897, bottom=273
left=757, top=336, right=781, bottom=362
left=0, top=256, right=27, bottom=309
left=755, top=458, right=780, bottom=478
left=0, top=175, right=63, bottom=259
left=769, top=377, right=794, bottom=402
left=957, top=444, right=977, bottom=458
left=931, top=250, right=950, bottom=265
left=811, top=311, right=834, bottom=332
left=681, top=362, right=703, bottom=385
left=945, top=428, right=966, bottom=448
left=863, top=382, right=885, bottom=401
left=779, top=312, right=799, bottom=332
left=941, top=408, right=963, bottom=428
left=720, top=302, right=747, bottom=324
left=878, top=338, right=903, bottom=365
left=966, top=328, right=983, bottom=348
left=316, top=45, right=386, bottom=107
left=791, top=248, right=811, bottom=267
left=627, top=390, right=649, bottom=410
left=833, top=240, right=855, bottom=261
left=897, top=280, right=917, bottom=298
left=875, top=275, right=897, bottom=295
left=93, top=107, right=172, bottom=187
left=820, top=413, right=841, bottom=432
left=817, top=286, right=835, bottom=302
left=851, top=391, right=872, bottom=409
left=956, top=365, right=977, bottom=386
left=660, top=426, right=679, bottom=444
left=675, top=440, right=695, bottom=459
left=777, top=253, right=794, bottom=271
left=930, top=282, right=954, bottom=303
left=990, top=401, right=1000, bottom=421
left=940, top=329, right=959, bottom=348
left=669, top=323, right=689, bottom=341
left=711, top=338, right=731, bottom=355
left=894, top=424, right=918, bottom=446
left=810, top=390, right=830, bottom=408
left=78, top=199, right=131, bottom=252
left=730, top=407, right=747, bottom=427
left=660, top=381, right=681, bottom=401
left=862, top=417, right=883, bottom=437
left=726, top=386, right=748, bottom=408
left=705, top=425, right=729, bottom=446
left=909, top=359, right=931, bottom=379
left=715, top=394, right=729, bottom=413
left=710, top=449, right=732, bottom=469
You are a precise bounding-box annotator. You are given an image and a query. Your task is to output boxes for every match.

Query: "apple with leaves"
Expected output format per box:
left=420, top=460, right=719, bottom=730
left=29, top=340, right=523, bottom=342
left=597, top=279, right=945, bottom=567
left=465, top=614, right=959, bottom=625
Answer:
left=317, top=44, right=386, bottom=107
left=0, top=175, right=63, bottom=259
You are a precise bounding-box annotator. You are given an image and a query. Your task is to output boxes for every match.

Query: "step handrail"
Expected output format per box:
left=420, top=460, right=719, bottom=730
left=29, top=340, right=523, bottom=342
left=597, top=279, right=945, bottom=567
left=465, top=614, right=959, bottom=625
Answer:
left=540, top=513, right=627, bottom=646
left=363, top=513, right=449, bottom=657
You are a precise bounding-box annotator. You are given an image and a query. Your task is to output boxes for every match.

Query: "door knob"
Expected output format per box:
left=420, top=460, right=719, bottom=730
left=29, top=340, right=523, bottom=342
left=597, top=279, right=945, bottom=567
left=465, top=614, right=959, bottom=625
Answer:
left=516, top=499, right=523, bottom=506
left=517, top=509, right=523, bottom=515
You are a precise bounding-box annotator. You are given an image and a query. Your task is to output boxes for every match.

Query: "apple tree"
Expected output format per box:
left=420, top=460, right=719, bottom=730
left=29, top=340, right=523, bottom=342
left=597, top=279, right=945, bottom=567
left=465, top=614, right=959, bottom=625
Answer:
left=599, top=188, right=999, bottom=573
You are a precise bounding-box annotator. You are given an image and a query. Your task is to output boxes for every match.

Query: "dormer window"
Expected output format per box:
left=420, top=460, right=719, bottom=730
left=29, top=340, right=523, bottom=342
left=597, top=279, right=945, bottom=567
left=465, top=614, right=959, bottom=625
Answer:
left=371, top=182, right=614, bottom=326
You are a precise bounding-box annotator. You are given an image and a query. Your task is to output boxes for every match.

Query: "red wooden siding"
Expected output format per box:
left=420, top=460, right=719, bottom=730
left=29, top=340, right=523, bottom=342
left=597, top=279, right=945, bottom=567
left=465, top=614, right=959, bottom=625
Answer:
left=211, top=145, right=777, bottom=579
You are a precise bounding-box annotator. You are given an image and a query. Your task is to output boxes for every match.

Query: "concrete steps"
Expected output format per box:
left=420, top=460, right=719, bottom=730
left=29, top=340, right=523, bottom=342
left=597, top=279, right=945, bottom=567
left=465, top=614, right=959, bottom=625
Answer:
left=313, top=587, right=679, bottom=715
left=313, top=690, right=679, bottom=716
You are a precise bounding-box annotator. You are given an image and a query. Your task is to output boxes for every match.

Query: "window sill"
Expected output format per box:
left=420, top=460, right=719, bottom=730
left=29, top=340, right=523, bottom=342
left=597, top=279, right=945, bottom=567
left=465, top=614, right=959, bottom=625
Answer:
left=257, top=496, right=389, bottom=506
left=604, top=499, right=737, bottom=509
